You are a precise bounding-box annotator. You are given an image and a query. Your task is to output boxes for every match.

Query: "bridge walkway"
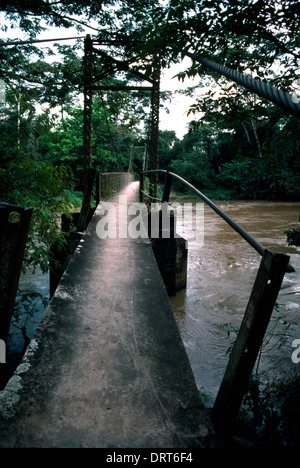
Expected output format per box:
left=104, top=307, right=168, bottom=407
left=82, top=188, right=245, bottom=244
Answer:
left=0, top=181, right=213, bottom=448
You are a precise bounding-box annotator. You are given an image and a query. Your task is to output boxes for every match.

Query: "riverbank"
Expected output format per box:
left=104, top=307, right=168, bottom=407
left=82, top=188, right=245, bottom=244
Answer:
left=169, top=185, right=300, bottom=204
left=169, top=187, right=237, bottom=202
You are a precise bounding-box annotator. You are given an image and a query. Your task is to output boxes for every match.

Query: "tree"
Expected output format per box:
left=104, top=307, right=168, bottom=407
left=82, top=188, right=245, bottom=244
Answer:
left=1, top=0, right=299, bottom=200
left=0, top=158, right=75, bottom=274
left=1, top=1, right=299, bottom=86
left=188, top=80, right=300, bottom=199
left=166, top=122, right=218, bottom=190
left=158, top=130, right=179, bottom=169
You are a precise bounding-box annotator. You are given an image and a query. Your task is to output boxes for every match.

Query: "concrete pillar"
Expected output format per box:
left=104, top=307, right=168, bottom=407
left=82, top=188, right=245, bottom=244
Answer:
left=150, top=208, right=187, bottom=296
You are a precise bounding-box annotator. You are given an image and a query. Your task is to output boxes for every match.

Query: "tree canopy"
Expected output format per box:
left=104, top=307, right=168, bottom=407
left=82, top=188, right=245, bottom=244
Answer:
left=0, top=0, right=299, bottom=204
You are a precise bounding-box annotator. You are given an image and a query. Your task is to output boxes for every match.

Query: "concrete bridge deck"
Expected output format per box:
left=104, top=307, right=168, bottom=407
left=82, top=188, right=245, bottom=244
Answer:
left=0, top=182, right=213, bottom=448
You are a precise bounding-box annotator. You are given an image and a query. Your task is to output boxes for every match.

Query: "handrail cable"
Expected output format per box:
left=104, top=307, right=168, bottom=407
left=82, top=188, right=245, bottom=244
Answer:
left=142, top=169, right=266, bottom=257
left=185, top=52, right=300, bottom=118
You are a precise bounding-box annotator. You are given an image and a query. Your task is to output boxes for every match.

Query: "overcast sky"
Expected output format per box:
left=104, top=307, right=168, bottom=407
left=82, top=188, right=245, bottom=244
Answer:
left=160, top=59, right=199, bottom=138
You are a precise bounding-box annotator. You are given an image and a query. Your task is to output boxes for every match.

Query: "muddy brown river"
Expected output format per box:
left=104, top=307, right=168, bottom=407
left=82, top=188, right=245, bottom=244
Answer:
left=169, top=199, right=300, bottom=405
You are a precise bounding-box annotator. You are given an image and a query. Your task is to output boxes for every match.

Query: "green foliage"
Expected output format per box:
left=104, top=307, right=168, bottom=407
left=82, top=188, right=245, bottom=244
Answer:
left=12, top=288, right=49, bottom=334
left=165, top=123, right=219, bottom=191
left=40, top=104, right=85, bottom=184
left=0, top=159, right=75, bottom=274
left=241, top=375, right=300, bottom=447
left=286, top=228, right=300, bottom=247
left=157, top=111, right=300, bottom=201
left=171, top=152, right=217, bottom=191
left=219, top=157, right=300, bottom=200
left=222, top=314, right=299, bottom=446
left=1, top=0, right=299, bottom=203
left=219, top=159, right=263, bottom=199
left=285, top=214, right=300, bottom=247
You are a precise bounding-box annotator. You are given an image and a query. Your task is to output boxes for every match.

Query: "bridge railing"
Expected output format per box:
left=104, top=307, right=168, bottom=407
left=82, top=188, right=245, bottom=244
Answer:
left=78, top=169, right=133, bottom=232
left=140, top=169, right=290, bottom=435
left=100, top=172, right=134, bottom=202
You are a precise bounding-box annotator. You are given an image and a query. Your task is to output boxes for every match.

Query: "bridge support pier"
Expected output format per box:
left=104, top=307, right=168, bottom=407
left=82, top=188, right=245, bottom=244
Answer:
left=150, top=208, right=187, bottom=296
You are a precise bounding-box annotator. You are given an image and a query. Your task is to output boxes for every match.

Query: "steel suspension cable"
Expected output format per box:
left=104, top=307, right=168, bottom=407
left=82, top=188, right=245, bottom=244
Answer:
left=186, top=52, right=300, bottom=117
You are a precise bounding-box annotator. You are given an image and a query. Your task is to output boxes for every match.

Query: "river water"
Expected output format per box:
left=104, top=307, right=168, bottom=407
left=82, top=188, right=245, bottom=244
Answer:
left=169, top=199, right=300, bottom=406
left=2, top=266, right=50, bottom=386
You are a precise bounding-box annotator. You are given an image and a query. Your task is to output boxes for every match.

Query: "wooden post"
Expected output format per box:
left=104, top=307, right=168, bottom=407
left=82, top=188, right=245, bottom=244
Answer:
left=211, top=249, right=290, bottom=435
left=139, top=172, right=144, bottom=203
left=162, top=171, right=172, bottom=203
left=95, top=172, right=101, bottom=207
left=78, top=167, right=97, bottom=232
left=0, top=203, right=33, bottom=343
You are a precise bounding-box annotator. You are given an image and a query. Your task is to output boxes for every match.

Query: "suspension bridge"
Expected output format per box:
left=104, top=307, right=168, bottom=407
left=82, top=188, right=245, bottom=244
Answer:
left=0, top=178, right=215, bottom=448
left=0, top=168, right=290, bottom=448
left=0, top=41, right=298, bottom=447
